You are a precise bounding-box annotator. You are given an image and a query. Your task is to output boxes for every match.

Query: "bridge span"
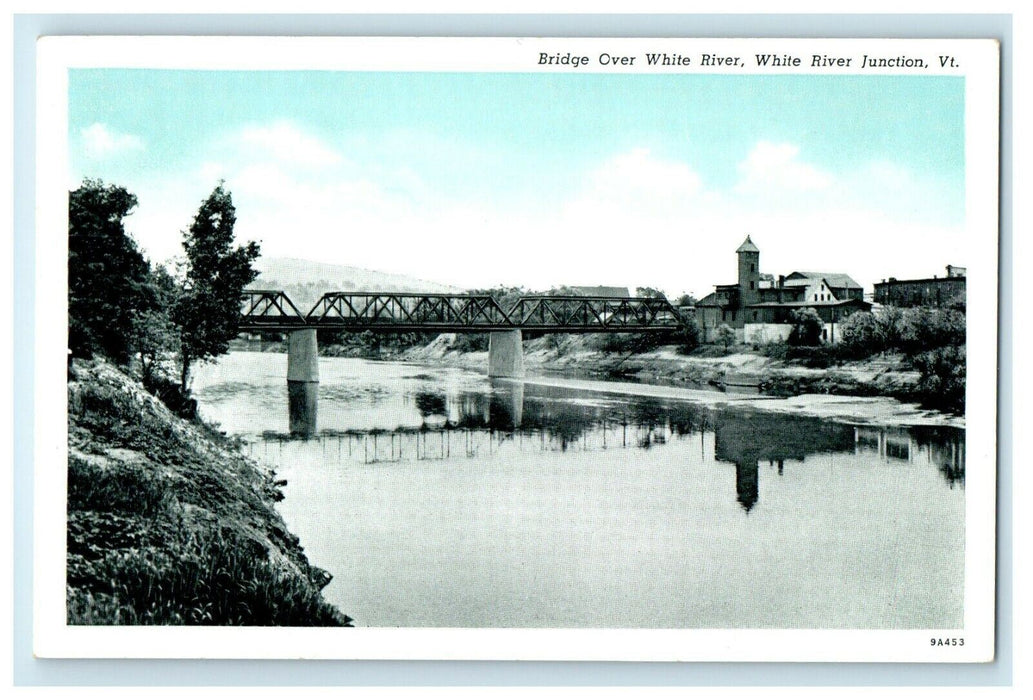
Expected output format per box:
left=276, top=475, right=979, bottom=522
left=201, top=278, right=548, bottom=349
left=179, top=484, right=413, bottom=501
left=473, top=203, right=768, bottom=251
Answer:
left=239, top=290, right=689, bottom=384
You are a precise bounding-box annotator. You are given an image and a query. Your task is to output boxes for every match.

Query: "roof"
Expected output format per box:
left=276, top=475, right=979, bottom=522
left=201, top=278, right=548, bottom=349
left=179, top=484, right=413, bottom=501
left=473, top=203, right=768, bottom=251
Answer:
left=747, top=299, right=871, bottom=308
left=736, top=235, right=760, bottom=254
left=696, top=291, right=726, bottom=307
left=568, top=285, right=631, bottom=298
left=784, top=271, right=862, bottom=289
left=874, top=276, right=966, bottom=287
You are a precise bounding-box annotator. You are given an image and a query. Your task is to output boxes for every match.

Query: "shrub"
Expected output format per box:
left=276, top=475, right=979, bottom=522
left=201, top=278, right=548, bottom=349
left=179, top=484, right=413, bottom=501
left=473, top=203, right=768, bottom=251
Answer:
left=143, top=371, right=197, bottom=419
left=838, top=311, right=885, bottom=359
left=451, top=333, right=489, bottom=353
left=674, top=318, right=701, bottom=355
left=715, top=323, right=736, bottom=350
left=543, top=334, right=566, bottom=354
left=586, top=332, right=668, bottom=354
left=788, top=308, right=823, bottom=347
left=757, top=340, right=789, bottom=361
left=898, top=307, right=966, bottom=355
left=786, top=345, right=842, bottom=369
left=912, top=345, right=966, bottom=414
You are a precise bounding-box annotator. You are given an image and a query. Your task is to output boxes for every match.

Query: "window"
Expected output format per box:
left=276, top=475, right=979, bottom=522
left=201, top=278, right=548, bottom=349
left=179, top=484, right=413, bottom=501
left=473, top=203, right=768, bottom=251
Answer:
left=750, top=281, right=755, bottom=290
left=750, top=263, right=756, bottom=272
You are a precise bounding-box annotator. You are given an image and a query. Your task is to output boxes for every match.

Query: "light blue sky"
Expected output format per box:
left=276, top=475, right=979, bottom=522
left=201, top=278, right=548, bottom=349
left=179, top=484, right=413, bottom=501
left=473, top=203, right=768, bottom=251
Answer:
left=69, top=69, right=966, bottom=297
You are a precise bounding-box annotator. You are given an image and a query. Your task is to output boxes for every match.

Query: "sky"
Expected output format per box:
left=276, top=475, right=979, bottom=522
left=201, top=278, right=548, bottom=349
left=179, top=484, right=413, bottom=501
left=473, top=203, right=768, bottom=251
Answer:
left=68, top=69, right=965, bottom=299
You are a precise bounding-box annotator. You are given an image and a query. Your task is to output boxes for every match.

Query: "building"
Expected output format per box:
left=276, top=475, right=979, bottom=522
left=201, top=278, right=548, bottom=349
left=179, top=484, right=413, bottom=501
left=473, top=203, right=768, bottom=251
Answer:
left=873, top=266, right=966, bottom=308
left=567, top=285, right=631, bottom=298
left=696, top=236, right=871, bottom=344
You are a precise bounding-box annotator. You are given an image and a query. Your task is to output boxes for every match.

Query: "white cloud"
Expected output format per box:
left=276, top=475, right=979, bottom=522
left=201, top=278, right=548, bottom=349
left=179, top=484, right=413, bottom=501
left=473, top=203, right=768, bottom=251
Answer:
left=236, top=121, right=342, bottom=168
left=736, top=140, right=832, bottom=195
left=80, top=123, right=143, bottom=159
left=585, top=147, right=702, bottom=202
left=119, top=134, right=965, bottom=300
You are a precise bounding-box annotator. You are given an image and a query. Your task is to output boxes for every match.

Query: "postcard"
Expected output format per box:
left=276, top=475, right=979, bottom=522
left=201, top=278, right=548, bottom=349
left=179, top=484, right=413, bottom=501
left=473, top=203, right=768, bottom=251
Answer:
left=33, top=35, right=999, bottom=662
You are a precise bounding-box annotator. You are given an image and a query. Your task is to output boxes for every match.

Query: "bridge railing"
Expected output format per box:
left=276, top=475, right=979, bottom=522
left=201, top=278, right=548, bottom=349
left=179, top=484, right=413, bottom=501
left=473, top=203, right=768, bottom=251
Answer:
left=239, top=290, right=688, bottom=332
left=307, top=292, right=514, bottom=329
left=240, top=290, right=309, bottom=328
left=507, top=296, right=684, bottom=331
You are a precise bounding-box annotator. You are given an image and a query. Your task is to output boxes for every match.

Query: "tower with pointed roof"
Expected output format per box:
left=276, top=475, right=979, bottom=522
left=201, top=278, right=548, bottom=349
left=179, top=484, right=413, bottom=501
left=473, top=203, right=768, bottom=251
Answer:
left=737, top=235, right=761, bottom=307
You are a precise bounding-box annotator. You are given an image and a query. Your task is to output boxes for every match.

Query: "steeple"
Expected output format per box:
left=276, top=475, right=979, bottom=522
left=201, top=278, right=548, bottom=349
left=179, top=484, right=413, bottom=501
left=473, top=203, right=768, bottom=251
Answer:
left=736, top=235, right=760, bottom=254
left=736, top=235, right=761, bottom=306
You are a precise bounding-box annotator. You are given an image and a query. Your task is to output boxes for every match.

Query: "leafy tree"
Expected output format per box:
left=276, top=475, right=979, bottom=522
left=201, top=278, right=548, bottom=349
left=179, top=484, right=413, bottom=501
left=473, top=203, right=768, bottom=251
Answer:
left=131, top=265, right=179, bottom=384
left=174, top=184, right=260, bottom=391
left=898, top=307, right=966, bottom=355
left=876, top=306, right=904, bottom=349
left=676, top=293, right=698, bottom=307
left=635, top=286, right=665, bottom=299
left=68, top=180, right=153, bottom=364
left=788, top=308, right=823, bottom=347
left=675, top=316, right=702, bottom=354
left=715, top=323, right=736, bottom=351
left=838, top=311, right=885, bottom=358
left=913, top=345, right=966, bottom=414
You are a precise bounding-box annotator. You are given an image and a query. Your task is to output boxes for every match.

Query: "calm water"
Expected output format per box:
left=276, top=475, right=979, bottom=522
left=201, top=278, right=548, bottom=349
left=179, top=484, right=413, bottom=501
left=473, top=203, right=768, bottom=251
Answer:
left=193, top=351, right=965, bottom=629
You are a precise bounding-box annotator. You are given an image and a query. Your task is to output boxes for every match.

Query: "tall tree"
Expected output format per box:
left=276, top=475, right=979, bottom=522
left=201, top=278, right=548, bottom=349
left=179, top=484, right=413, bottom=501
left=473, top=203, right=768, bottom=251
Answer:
left=174, top=183, right=260, bottom=391
left=68, top=180, right=153, bottom=364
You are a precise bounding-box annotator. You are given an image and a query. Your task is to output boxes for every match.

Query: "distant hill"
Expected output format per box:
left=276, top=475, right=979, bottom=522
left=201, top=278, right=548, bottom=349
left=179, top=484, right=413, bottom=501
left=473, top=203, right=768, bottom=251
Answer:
left=249, top=257, right=462, bottom=310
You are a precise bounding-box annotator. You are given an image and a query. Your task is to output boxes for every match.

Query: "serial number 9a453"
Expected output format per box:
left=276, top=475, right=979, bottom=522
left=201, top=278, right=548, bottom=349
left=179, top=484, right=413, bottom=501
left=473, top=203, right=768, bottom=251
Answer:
left=931, top=638, right=965, bottom=646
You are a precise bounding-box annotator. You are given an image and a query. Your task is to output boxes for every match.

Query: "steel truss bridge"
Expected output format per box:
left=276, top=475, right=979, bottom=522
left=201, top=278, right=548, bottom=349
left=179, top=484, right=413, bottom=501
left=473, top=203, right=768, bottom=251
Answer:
left=240, top=290, right=688, bottom=334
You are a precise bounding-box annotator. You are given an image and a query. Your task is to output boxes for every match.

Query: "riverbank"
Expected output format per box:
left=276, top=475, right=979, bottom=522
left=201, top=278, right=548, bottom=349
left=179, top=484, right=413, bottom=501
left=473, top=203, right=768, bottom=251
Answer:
left=397, top=334, right=962, bottom=428
left=66, top=359, right=350, bottom=625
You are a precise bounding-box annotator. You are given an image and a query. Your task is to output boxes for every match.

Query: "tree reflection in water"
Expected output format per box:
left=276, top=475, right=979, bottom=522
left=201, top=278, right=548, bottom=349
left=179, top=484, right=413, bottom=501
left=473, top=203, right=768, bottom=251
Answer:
left=268, top=379, right=965, bottom=513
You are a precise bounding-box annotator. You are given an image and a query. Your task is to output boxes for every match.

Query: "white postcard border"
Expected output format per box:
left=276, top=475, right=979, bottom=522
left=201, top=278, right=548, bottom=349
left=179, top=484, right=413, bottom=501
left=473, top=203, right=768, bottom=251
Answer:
left=33, top=35, right=1000, bottom=662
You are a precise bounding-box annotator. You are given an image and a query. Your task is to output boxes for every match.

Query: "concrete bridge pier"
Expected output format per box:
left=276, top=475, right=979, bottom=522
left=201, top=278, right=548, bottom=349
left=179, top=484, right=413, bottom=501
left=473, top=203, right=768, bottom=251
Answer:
left=488, top=330, right=524, bottom=379
left=489, top=379, right=524, bottom=430
left=287, top=329, right=319, bottom=436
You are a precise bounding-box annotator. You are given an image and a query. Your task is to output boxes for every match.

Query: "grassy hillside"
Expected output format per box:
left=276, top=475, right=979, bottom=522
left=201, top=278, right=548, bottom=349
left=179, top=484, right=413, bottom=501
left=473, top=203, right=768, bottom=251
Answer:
left=66, top=359, right=350, bottom=626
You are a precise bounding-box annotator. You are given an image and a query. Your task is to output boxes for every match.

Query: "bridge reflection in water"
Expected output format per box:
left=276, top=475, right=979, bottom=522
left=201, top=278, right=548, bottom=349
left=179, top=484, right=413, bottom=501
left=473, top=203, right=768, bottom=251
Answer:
left=268, top=380, right=965, bottom=513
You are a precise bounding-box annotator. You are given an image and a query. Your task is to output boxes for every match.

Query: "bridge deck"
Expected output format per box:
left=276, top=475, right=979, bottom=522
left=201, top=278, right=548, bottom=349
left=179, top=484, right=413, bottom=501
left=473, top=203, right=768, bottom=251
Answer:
left=240, top=290, right=687, bottom=333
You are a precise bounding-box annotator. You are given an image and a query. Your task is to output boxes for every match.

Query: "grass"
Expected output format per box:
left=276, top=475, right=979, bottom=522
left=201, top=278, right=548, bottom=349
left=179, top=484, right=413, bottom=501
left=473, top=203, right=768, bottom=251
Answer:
left=67, top=515, right=347, bottom=626
left=67, top=360, right=351, bottom=626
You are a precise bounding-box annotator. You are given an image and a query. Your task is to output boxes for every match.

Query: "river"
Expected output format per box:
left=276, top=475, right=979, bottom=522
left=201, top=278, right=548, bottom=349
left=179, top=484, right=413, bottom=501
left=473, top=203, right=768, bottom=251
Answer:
left=192, top=351, right=965, bottom=629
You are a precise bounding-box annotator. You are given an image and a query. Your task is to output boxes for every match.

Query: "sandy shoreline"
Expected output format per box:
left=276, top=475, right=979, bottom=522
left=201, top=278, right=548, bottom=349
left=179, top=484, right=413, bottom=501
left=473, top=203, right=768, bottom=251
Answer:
left=394, top=335, right=963, bottom=429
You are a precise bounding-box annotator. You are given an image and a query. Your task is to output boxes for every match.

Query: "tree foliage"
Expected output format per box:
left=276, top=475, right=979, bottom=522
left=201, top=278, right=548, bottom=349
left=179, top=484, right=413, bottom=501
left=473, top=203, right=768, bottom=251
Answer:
left=635, top=286, right=665, bottom=299
left=130, top=265, right=180, bottom=383
left=788, top=308, right=823, bottom=347
left=674, top=316, right=701, bottom=354
left=68, top=180, right=154, bottom=364
left=913, top=345, right=966, bottom=414
left=174, top=184, right=260, bottom=390
left=897, top=307, right=966, bottom=355
left=715, top=323, right=736, bottom=350
left=838, top=311, right=887, bottom=357
left=839, top=307, right=966, bottom=359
